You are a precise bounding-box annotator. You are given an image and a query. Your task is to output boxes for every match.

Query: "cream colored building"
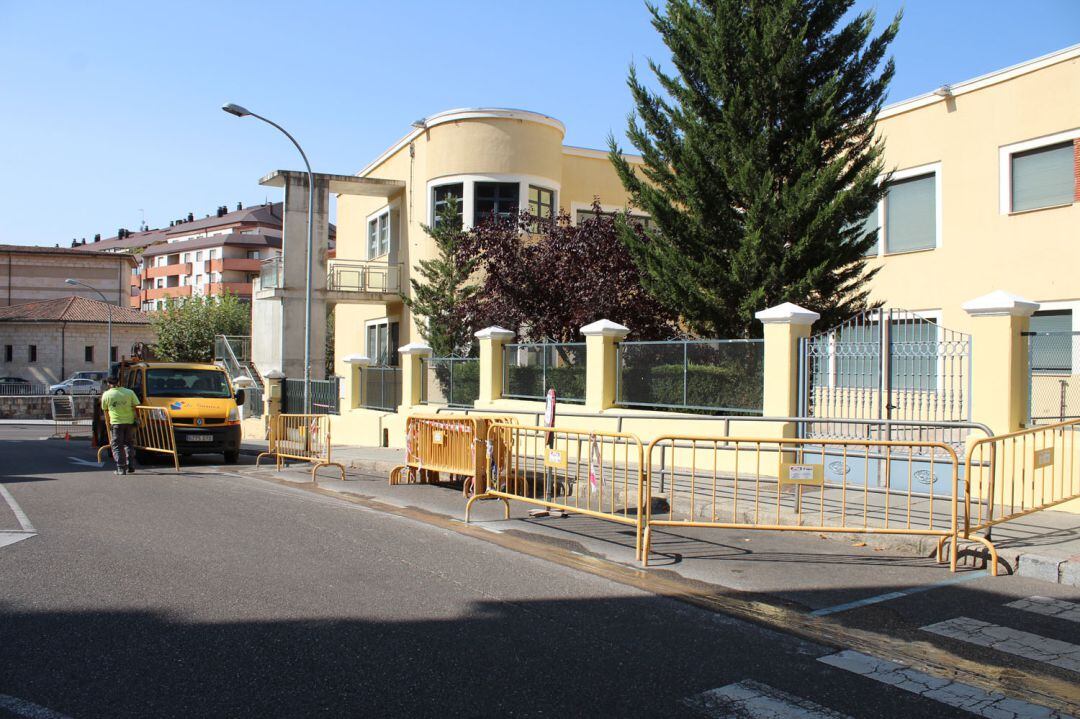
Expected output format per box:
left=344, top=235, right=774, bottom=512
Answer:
left=866, top=43, right=1079, bottom=329
left=332, top=108, right=644, bottom=376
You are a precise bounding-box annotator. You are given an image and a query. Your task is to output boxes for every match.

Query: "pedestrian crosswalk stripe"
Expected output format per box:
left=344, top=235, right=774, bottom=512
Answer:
left=1006, top=597, right=1080, bottom=624
left=922, top=617, right=1080, bottom=674
left=684, top=679, right=852, bottom=718
left=819, top=650, right=1072, bottom=719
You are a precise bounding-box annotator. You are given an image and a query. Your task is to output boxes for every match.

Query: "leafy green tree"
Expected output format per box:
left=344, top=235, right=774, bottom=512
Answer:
left=402, top=198, right=479, bottom=356
left=151, top=292, right=250, bottom=362
left=609, top=0, right=900, bottom=337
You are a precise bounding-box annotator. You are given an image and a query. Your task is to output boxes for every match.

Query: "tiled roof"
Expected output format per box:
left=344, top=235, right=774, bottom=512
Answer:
left=142, top=231, right=284, bottom=257
left=0, top=244, right=138, bottom=264
left=0, top=296, right=151, bottom=324
left=76, top=228, right=169, bottom=252
left=165, top=202, right=283, bottom=237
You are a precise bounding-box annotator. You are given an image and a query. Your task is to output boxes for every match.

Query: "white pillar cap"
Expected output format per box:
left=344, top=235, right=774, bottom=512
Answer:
left=580, top=319, right=631, bottom=338
left=474, top=326, right=515, bottom=341
left=962, top=290, right=1039, bottom=318
left=342, top=354, right=372, bottom=366
left=755, top=302, right=820, bottom=326
left=264, top=370, right=286, bottom=379
left=397, top=342, right=433, bottom=356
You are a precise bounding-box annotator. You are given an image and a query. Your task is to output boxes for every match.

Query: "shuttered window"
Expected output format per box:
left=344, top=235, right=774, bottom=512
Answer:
left=1011, top=142, right=1074, bottom=212
left=885, top=173, right=936, bottom=253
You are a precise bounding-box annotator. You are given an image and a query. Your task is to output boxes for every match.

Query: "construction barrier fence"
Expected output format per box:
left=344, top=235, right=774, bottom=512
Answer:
left=642, top=435, right=972, bottom=568
left=466, top=423, right=647, bottom=559
left=964, top=418, right=1080, bottom=575
left=257, top=413, right=345, bottom=482
left=96, top=405, right=180, bottom=471
left=391, top=414, right=513, bottom=497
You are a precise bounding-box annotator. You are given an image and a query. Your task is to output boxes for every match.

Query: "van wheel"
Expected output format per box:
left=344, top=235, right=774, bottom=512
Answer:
left=224, top=450, right=239, bottom=464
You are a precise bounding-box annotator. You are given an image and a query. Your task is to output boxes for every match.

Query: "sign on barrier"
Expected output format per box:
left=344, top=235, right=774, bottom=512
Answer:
left=96, top=405, right=180, bottom=472
left=964, top=418, right=1080, bottom=576
left=391, top=414, right=513, bottom=497
left=642, top=435, right=968, bottom=569
left=257, top=413, right=344, bottom=482
left=466, top=423, right=647, bottom=560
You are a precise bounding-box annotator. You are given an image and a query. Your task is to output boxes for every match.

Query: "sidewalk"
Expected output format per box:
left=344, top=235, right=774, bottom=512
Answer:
left=239, top=439, right=1080, bottom=588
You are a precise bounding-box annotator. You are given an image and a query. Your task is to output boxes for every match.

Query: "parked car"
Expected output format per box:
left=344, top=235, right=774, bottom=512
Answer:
left=49, top=378, right=100, bottom=395
left=0, top=376, right=34, bottom=395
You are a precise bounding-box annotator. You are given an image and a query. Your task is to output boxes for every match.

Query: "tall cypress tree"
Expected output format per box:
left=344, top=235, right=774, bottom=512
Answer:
left=609, top=0, right=900, bottom=337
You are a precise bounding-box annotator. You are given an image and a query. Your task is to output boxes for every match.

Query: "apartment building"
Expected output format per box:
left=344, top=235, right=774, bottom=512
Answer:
left=77, top=202, right=300, bottom=309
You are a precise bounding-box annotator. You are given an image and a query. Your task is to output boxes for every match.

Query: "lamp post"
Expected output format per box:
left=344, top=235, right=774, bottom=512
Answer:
left=65, top=278, right=111, bottom=374
left=221, top=102, right=314, bottom=413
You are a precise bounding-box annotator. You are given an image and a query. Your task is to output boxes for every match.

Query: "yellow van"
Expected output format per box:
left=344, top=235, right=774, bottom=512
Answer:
left=120, top=361, right=245, bottom=463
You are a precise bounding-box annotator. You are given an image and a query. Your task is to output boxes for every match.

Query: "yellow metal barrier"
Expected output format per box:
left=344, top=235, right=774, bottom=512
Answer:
left=95, top=405, right=180, bottom=472
left=964, top=418, right=1080, bottom=576
left=465, top=424, right=647, bottom=560
left=642, top=435, right=966, bottom=569
left=256, top=414, right=345, bottom=482
left=391, top=414, right=513, bottom=497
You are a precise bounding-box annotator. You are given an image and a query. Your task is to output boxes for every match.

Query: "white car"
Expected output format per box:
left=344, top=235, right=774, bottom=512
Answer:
left=49, top=378, right=99, bottom=395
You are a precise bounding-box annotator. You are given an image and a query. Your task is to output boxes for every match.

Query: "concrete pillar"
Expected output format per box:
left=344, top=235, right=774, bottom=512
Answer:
left=475, top=326, right=515, bottom=405
left=264, top=370, right=285, bottom=420
left=962, top=290, right=1039, bottom=435
left=342, top=354, right=371, bottom=409
left=397, top=342, right=432, bottom=410
left=755, top=302, right=820, bottom=436
left=581, top=319, right=630, bottom=413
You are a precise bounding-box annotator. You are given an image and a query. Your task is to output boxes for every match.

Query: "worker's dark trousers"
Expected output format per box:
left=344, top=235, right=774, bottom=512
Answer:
left=110, top=423, right=135, bottom=469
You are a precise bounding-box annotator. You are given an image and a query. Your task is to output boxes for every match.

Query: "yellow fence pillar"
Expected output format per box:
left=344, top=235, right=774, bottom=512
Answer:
left=475, top=326, right=515, bottom=405
left=962, top=290, right=1039, bottom=435
left=755, top=302, right=820, bottom=437
left=341, top=354, right=370, bottom=409
left=398, top=342, right=432, bottom=411
left=581, top=319, right=630, bottom=413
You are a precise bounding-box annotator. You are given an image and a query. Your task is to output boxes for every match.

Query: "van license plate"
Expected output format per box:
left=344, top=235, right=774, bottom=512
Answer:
left=187, top=435, right=213, bottom=442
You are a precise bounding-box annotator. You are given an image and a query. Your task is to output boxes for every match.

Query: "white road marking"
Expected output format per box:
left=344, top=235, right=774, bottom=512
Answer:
left=819, top=650, right=1072, bottom=719
left=0, top=531, right=36, bottom=549
left=684, top=679, right=852, bottom=718
left=810, top=571, right=988, bottom=616
left=0, top=482, right=35, bottom=532
left=922, top=617, right=1080, bottom=673
left=1006, top=597, right=1080, bottom=624
left=67, top=457, right=103, bottom=468
left=0, top=693, right=75, bottom=719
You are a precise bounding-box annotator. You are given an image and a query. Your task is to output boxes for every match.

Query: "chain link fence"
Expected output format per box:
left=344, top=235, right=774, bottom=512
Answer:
left=503, top=343, right=586, bottom=403
left=420, top=357, right=479, bottom=407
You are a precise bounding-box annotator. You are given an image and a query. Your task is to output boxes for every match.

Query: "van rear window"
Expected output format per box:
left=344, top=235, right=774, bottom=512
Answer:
left=146, top=369, right=231, bottom=398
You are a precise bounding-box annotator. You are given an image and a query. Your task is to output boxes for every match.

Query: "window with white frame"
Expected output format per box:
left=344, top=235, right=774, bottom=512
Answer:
left=432, top=183, right=464, bottom=227
left=1011, top=141, right=1075, bottom=212
left=367, top=211, right=390, bottom=259
left=365, top=319, right=400, bottom=366
left=246, top=250, right=260, bottom=260
left=195, top=251, right=203, bottom=262
left=884, top=172, right=937, bottom=253
left=182, top=252, right=189, bottom=263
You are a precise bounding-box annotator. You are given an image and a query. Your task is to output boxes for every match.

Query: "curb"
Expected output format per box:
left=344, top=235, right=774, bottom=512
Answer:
left=1013, top=552, right=1080, bottom=587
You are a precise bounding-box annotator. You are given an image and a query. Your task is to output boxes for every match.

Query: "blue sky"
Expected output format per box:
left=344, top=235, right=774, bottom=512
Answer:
left=0, top=0, right=1077, bottom=246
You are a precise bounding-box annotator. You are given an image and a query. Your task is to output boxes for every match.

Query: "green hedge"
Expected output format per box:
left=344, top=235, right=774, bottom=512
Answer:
left=619, top=361, right=762, bottom=413
left=429, top=360, right=480, bottom=406
left=506, top=365, right=586, bottom=401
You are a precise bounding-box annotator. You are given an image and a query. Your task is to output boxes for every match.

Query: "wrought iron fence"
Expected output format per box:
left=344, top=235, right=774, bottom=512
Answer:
left=503, top=343, right=586, bottom=403
left=616, top=339, right=764, bottom=414
left=327, top=260, right=402, bottom=294
left=362, top=367, right=401, bottom=411
left=1027, top=331, right=1079, bottom=425
left=420, top=357, right=479, bottom=407
left=259, top=256, right=283, bottom=290
left=283, top=377, right=340, bottom=415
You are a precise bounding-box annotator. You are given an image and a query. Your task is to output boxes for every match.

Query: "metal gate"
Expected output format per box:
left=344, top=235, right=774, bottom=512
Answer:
left=1026, top=331, right=1079, bottom=425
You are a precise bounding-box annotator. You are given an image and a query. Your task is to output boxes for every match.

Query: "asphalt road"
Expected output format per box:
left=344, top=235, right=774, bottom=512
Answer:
left=1, top=427, right=1078, bottom=718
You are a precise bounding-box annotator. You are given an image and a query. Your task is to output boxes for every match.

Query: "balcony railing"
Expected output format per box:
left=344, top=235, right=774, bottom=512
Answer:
left=327, top=260, right=401, bottom=294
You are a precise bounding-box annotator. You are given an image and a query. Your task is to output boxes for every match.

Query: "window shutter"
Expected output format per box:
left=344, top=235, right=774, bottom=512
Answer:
left=886, top=174, right=936, bottom=253
left=1011, top=142, right=1074, bottom=212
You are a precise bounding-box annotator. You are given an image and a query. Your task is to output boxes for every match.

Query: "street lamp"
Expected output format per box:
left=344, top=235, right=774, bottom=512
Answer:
left=66, top=278, right=112, bottom=374
left=222, top=102, right=315, bottom=414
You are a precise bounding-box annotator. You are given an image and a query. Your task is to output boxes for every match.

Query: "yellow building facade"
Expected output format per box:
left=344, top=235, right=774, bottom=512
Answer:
left=333, top=108, right=644, bottom=378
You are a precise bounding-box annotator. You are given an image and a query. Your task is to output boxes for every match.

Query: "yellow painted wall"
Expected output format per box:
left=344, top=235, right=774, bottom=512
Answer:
left=867, top=56, right=1080, bottom=332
